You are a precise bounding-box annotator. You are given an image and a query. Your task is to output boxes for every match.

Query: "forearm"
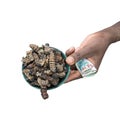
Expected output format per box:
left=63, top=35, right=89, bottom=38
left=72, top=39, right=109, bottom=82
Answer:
left=110, top=21, right=120, bottom=42
left=101, top=21, right=120, bottom=44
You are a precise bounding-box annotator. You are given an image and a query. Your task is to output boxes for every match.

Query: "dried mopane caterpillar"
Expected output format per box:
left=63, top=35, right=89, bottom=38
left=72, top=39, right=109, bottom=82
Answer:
left=22, top=43, right=69, bottom=99
left=29, top=44, right=40, bottom=52
left=22, top=50, right=34, bottom=67
left=49, top=51, right=56, bottom=73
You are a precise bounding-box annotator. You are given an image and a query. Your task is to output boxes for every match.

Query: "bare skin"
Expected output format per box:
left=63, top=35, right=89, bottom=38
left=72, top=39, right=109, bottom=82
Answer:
left=65, top=21, right=120, bottom=83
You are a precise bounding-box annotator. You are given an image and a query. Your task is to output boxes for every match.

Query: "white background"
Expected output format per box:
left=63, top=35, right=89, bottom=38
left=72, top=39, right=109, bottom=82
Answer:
left=0, top=0, right=120, bottom=119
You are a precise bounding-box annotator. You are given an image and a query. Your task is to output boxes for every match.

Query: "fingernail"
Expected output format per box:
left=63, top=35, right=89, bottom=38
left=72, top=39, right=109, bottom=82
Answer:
left=66, top=56, right=75, bottom=65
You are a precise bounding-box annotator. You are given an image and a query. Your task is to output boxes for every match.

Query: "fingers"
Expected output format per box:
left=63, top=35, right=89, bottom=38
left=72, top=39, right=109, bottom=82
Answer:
left=65, top=47, right=75, bottom=56
left=65, top=71, right=82, bottom=83
left=66, top=46, right=92, bottom=65
left=66, top=47, right=83, bottom=65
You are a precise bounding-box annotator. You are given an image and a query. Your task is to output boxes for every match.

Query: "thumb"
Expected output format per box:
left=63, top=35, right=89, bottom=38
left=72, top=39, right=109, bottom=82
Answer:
left=66, top=47, right=90, bottom=65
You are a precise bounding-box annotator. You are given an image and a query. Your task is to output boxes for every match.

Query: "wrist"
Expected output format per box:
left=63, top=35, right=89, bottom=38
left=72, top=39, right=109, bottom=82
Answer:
left=92, top=30, right=113, bottom=47
left=96, top=27, right=117, bottom=46
left=101, top=22, right=120, bottom=44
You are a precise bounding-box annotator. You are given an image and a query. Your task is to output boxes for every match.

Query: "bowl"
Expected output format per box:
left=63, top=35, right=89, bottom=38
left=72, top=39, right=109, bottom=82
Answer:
left=22, top=47, right=70, bottom=90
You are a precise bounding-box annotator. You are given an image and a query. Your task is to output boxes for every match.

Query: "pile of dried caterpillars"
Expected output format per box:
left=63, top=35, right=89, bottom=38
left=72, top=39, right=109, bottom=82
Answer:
left=22, top=43, right=68, bottom=99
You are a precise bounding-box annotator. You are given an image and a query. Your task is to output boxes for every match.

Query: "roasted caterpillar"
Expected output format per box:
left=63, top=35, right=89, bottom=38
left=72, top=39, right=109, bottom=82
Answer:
left=49, top=51, right=56, bottom=72
left=29, top=44, right=40, bottom=52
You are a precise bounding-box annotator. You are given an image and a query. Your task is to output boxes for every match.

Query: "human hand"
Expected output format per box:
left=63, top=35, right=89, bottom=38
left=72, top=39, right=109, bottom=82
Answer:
left=65, top=21, right=120, bottom=83
left=65, top=32, right=111, bottom=83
